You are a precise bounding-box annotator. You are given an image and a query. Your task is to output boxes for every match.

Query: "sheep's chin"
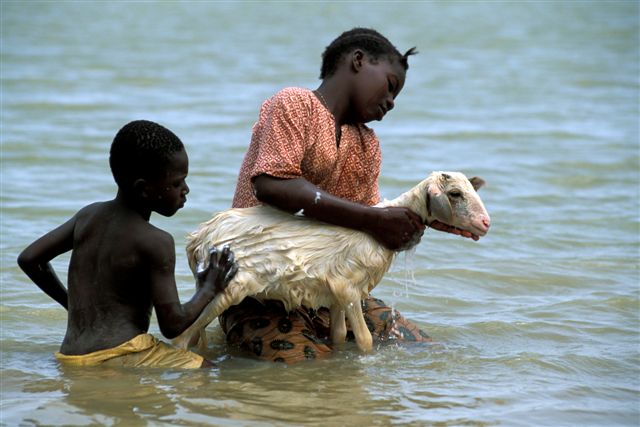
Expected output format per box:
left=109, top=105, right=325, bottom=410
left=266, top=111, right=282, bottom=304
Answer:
left=427, top=220, right=481, bottom=241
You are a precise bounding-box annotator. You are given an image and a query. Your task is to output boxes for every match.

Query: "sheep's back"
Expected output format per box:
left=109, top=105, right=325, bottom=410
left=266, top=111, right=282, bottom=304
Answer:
left=186, top=206, right=394, bottom=311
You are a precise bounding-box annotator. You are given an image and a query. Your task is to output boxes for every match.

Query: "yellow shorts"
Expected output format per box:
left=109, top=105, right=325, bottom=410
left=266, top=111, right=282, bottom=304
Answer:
left=55, top=333, right=204, bottom=369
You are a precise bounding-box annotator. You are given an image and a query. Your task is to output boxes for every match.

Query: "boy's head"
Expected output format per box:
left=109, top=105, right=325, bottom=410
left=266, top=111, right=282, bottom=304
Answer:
left=110, top=120, right=184, bottom=189
left=110, top=120, right=190, bottom=216
left=320, top=28, right=417, bottom=79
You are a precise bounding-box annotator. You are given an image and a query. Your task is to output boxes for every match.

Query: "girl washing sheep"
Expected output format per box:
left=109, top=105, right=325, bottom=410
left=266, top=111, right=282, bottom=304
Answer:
left=222, top=28, right=475, bottom=363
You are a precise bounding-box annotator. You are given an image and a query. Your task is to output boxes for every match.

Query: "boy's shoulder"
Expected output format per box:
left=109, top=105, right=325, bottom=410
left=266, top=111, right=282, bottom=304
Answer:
left=76, top=200, right=110, bottom=216
left=71, top=200, right=113, bottom=226
left=75, top=200, right=173, bottom=246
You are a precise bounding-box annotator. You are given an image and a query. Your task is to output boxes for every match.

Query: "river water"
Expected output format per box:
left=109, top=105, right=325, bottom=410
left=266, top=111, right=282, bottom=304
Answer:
left=1, top=1, right=638, bottom=426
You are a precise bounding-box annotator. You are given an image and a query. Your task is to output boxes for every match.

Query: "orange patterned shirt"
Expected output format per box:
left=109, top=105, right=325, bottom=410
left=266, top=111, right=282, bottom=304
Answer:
left=232, top=87, right=382, bottom=208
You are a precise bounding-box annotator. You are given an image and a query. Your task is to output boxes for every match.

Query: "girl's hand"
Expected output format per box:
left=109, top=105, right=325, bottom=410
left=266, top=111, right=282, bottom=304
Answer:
left=364, top=207, right=426, bottom=251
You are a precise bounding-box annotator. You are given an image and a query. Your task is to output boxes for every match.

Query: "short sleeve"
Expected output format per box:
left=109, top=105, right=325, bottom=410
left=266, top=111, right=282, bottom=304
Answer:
left=248, top=89, right=310, bottom=181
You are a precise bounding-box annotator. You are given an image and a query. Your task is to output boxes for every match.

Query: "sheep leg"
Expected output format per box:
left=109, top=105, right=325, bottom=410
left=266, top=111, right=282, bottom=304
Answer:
left=188, top=329, right=203, bottom=348
left=172, top=287, right=240, bottom=349
left=344, top=301, right=373, bottom=352
left=173, top=332, right=190, bottom=349
left=330, top=304, right=347, bottom=345
left=173, top=327, right=205, bottom=350
left=197, top=329, right=208, bottom=352
left=173, top=312, right=211, bottom=350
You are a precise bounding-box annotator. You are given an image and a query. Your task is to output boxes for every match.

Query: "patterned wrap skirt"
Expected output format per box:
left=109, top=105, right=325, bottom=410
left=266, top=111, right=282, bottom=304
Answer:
left=219, top=296, right=432, bottom=364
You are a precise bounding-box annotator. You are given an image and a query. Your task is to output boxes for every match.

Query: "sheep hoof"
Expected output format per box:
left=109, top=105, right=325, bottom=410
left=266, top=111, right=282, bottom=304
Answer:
left=356, top=336, right=374, bottom=353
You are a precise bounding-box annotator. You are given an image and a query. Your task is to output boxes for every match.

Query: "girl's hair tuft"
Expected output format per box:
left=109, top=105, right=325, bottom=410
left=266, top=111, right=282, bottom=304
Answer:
left=320, top=28, right=418, bottom=79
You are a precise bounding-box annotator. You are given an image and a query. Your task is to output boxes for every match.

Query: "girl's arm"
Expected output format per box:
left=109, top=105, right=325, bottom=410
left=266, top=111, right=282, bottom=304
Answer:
left=253, top=174, right=425, bottom=251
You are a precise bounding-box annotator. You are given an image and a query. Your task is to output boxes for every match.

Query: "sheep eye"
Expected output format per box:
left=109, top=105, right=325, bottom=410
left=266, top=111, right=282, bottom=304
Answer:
left=449, top=190, right=462, bottom=198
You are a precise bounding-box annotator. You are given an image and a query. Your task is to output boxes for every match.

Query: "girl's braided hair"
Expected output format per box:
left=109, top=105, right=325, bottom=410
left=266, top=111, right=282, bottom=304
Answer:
left=320, top=28, right=417, bottom=79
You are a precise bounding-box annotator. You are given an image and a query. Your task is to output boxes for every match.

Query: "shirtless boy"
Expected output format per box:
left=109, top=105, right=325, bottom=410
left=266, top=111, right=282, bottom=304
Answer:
left=17, top=120, right=237, bottom=369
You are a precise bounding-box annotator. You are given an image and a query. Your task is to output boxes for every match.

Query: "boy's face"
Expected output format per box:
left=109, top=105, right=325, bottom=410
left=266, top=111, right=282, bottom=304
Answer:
left=351, top=55, right=406, bottom=124
left=147, top=149, right=190, bottom=217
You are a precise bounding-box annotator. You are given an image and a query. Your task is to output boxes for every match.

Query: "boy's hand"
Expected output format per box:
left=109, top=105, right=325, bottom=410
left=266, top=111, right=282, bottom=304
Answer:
left=364, top=207, right=426, bottom=251
left=196, top=245, right=239, bottom=295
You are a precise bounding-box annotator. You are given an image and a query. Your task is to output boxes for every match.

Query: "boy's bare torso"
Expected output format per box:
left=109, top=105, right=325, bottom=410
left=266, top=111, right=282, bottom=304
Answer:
left=61, top=200, right=170, bottom=355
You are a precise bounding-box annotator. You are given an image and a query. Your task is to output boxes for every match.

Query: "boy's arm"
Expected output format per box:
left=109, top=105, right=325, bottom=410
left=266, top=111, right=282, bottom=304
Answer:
left=147, top=234, right=237, bottom=339
left=253, top=174, right=425, bottom=250
left=17, top=217, right=76, bottom=309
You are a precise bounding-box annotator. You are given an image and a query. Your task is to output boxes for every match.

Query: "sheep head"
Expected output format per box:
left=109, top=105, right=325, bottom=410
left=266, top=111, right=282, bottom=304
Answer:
left=424, top=171, right=490, bottom=240
left=382, top=171, right=489, bottom=240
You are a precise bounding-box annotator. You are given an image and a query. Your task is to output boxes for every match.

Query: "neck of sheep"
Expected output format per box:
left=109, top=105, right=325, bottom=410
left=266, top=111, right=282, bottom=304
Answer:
left=378, top=176, right=434, bottom=224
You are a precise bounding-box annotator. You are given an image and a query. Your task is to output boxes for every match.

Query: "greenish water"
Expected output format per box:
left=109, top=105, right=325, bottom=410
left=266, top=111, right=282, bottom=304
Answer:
left=1, top=1, right=638, bottom=426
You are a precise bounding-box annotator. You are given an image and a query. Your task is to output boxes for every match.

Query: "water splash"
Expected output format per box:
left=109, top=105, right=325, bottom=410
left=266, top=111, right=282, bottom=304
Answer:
left=391, top=247, right=417, bottom=299
left=387, top=247, right=418, bottom=340
left=403, top=247, right=418, bottom=296
left=389, top=305, right=401, bottom=340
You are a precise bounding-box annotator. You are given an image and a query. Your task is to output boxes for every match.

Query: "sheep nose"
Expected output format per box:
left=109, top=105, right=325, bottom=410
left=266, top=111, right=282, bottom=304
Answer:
left=481, top=216, right=491, bottom=231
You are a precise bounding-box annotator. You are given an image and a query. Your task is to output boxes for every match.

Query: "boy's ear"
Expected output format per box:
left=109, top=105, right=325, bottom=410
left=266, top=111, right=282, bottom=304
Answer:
left=133, top=178, right=150, bottom=199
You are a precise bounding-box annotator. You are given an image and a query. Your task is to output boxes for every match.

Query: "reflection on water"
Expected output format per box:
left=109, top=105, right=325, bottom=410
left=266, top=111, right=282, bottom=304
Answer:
left=1, top=1, right=639, bottom=426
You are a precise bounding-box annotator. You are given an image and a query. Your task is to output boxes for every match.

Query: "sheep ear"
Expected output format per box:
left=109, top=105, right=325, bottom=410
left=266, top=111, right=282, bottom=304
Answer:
left=469, top=176, right=485, bottom=191
left=426, top=184, right=453, bottom=224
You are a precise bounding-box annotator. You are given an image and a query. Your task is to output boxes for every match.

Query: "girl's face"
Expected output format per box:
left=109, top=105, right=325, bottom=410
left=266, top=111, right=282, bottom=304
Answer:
left=147, top=149, right=190, bottom=217
left=350, top=54, right=406, bottom=124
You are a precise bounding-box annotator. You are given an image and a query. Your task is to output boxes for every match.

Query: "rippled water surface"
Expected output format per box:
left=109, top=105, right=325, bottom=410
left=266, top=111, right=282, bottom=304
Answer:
left=1, top=2, right=638, bottom=426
